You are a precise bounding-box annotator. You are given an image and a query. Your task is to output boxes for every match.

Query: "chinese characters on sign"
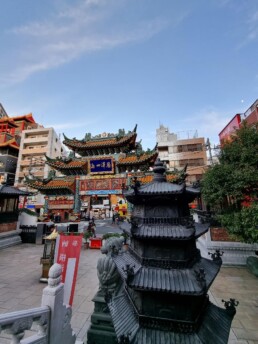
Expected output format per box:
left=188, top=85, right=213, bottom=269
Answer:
left=89, top=158, right=114, bottom=174
left=56, top=234, right=82, bottom=306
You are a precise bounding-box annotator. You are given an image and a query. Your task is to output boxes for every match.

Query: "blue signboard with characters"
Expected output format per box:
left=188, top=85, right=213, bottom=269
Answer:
left=89, top=158, right=114, bottom=174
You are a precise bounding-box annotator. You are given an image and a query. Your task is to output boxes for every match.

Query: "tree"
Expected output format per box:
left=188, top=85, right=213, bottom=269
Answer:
left=201, top=122, right=258, bottom=243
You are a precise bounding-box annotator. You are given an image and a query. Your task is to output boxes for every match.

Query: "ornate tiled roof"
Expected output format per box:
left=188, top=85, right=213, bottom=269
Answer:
left=121, top=222, right=209, bottom=240
left=108, top=293, right=139, bottom=340
left=0, top=118, right=19, bottom=127
left=45, top=155, right=87, bottom=174
left=0, top=136, right=19, bottom=150
left=12, top=113, right=35, bottom=123
left=113, top=252, right=220, bottom=294
left=0, top=184, right=29, bottom=196
left=63, top=125, right=137, bottom=152
left=125, top=160, right=200, bottom=204
left=25, top=176, right=75, bottom=194
left=117, top=151, right=158, bottom=166
left=108, top=292, right=234, bottom=344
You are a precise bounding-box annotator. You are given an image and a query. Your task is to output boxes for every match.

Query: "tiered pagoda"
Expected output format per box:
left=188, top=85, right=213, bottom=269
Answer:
left=0, top=133, right=20, bottom=185
left=89, top=159, right=237, bottom=343
left=0, top=113, right=37, bottom=186
left=25, top=125, right=158, bottom=221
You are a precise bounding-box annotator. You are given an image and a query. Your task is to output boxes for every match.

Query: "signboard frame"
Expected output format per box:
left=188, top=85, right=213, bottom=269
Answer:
left=89, top=157, right=114, bottom=175
left=55, top=233, right=83, bottom=306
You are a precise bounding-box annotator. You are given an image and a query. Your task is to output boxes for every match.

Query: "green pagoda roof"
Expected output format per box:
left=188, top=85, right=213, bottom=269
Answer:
left=45, top=155, right=87, bottom=175
left=24, top=175, right=75, bottom=195
left=63, top=125, right=137, bottom=156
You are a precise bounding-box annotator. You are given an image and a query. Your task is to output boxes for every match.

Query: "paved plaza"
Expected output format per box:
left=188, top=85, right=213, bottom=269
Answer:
left=0, top=242, right=258, bottom=343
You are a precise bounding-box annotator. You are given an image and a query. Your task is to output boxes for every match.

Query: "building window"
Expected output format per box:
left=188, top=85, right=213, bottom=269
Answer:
left=178, top=158, right=204, bottom=167
left=177, top=144, right=203, bottom=153
left=158, top=146, right=168, bottom=152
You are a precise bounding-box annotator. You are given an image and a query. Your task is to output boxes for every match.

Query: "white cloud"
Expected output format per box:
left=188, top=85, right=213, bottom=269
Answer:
left=182, top=107, right=236, bottom=145
left=237, top=9, right=258, bottom=48
left=46, top=119, right=98, bottom=131
left=2, top=0, right=175, bottom=84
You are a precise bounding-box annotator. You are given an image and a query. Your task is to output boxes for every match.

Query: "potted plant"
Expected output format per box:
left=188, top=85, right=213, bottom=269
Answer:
left=83, top=230, right=94, bottom=249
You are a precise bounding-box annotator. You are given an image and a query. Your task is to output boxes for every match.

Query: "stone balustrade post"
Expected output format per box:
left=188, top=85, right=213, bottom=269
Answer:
left=41, top=263, right=76, bottom=344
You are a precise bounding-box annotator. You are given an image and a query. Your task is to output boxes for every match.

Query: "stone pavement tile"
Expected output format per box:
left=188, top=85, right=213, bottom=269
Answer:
left=11, top=289, right=35, bottom=299
left=77, top=299, right=94, bottom=314
left=239, top=318, right=258, bottom=330
left=0, top=288, right=11, bottom=297
left=77, top=319, right=92, bottom=341
left=232, top=319, right=244, bottom=329
left=0, top=291, right=19, bottom=302
left=71, top=311, right=91, bottom=329
left=1, top=244, right=258, bottom=344
left=1, top=298, right=25, bottom=310
left=19, top=294, right=42, bottom=307
left=73, top=294, right=87, bottom=310
left=233, top=328, right=258, bottom=341
left=229, top=329, right=237, bottom=340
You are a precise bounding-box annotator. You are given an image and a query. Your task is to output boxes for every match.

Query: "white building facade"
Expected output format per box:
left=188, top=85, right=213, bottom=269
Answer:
left=156, top=125, right=208, bottom=184
left=15, top=127, right=65, bottom=211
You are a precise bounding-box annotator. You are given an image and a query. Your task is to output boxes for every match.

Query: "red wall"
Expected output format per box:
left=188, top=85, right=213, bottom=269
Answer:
left=219, top=114, right=241, bottom=144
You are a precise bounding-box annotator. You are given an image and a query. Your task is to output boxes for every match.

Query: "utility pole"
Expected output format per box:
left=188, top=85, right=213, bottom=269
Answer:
left=206, top=138, right=213, bottom=166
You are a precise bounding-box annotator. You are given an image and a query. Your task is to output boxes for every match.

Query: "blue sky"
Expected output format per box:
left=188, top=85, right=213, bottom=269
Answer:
left=1, top=0, right=258, bottom=149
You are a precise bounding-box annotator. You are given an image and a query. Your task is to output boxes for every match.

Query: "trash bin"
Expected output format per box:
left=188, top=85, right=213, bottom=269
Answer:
left=69, top=224, right=78, bottom=233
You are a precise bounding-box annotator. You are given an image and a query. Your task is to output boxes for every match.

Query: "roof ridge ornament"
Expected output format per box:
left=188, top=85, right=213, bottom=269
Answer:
left=222, top=298, right=239, bottom=315
left=153, top=158, right=166, bottom=182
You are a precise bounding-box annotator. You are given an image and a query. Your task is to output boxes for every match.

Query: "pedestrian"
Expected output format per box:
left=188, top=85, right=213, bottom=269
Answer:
left=86, top=221, right=96, bottom=237
left=112, top=212, right=115, bottom=224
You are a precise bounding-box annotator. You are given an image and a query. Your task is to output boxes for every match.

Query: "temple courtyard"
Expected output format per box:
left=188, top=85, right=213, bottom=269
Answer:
left=0, top=242, right=258, bottom=343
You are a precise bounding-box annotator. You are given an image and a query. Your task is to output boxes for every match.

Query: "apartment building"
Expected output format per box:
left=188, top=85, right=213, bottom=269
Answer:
left=219, top=99, right=258, bottom=145
left=15, top=127, right=65, bottom=210
left=156, top=125, right=208, bottom=184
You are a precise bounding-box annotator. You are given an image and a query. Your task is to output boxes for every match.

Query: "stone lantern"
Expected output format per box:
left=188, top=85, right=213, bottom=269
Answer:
left=88, top=159, right=237, bottom=344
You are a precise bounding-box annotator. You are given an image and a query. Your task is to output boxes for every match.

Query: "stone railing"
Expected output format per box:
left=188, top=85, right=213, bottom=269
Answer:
left=0, top=263, right=77, bottom=344
left=0, top=306, right=50, bottom=343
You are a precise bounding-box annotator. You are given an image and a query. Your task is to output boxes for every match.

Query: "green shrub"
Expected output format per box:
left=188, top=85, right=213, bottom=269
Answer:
left=102, top=232, right=122, bottom=240
left=219, top=203, right=258, bottom=243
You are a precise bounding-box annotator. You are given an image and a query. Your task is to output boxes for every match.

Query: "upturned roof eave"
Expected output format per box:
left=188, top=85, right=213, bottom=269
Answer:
left=108, top=292, right=234, bottom=344
left=0, top=185, right=30, bottom=196
left=63, top=131, right=137, bottom=150
left=113, top=253, right=221, bottom=295
left=117, top=152, right=158, bottom=166
left=46, top=161, right=87, bottom=170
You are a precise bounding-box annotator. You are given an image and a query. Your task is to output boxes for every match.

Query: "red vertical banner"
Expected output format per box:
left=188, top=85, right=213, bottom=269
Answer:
left=56, top=234, right=83, bottom=306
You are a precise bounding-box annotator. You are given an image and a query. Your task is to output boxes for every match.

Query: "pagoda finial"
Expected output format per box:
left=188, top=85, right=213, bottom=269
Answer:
left=153, top=158, right=166, bottom=182
left=133, top=124, right=137, bottom=133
